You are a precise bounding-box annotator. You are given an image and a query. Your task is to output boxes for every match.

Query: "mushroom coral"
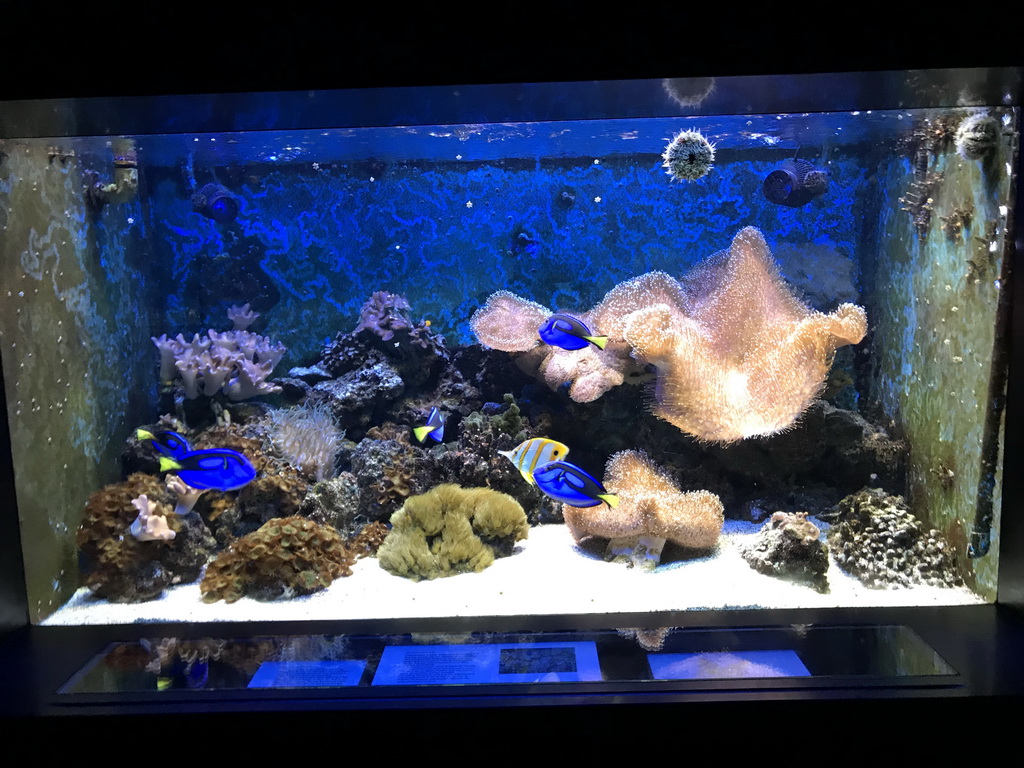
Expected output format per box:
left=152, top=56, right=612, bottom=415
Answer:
left=470, top=227, right=867, bottom=441
left=563, top=450, right=723, bottom=568
left=623, top=228, right=867, bottom=442
left=469, top=291, right=647, bottom=403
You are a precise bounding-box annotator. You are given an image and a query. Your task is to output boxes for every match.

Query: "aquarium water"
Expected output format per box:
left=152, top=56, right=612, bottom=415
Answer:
left=0, top=77, right=1017, bottom=627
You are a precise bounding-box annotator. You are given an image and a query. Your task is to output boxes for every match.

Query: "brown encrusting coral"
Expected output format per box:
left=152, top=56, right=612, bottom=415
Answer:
left=562, top=450, right=724, bottom=567
left=348, top=521, right=390, bottom=558
left=377, top=484, right=529, bottom=581
left=200, top=516, right=355, bottom=603
left=76, top=473, right=217, bottom=602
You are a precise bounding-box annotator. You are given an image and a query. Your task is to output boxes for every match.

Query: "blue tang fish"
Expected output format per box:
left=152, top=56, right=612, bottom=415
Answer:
left=538, top=313, right=607, bottom=351
left=532, top=460, right=619, bottom=508
left=413, top=407, right=446, bottom=444
left=159, top=449, right=257, bottom=491
left=185, top=660, right=210, bottom=690
left=137, top=428, right=191, bottom=458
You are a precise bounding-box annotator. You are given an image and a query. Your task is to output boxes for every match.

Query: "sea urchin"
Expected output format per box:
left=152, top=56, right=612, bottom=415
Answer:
left=662, top=129, right=716, bottom=182
left=955, top=112, right=1000, bottom=161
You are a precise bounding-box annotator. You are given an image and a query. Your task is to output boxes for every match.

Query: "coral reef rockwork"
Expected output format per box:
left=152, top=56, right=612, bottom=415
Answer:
left=287, top=291, right=461, bottom=443
left=298, top=473, right=363, bottom=537
left=85, top=267, right=895, bottom=609
left=826, top=488, right=963, bottom=589
left=76, top=473, right=217, bottom=602
left=377, top=484, right=529, bottom=581
left=739, top=512, right=829, bottom=593
left=471, top=228, right=867, bottom=442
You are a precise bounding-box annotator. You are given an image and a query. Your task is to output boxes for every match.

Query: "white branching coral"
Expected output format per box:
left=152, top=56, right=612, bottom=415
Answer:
left=268, top=400, right=344, bottom=481
left=227, top=302, right=260, bottom=331
left=129, top=494, right=176, bottom=542
left=166, top=474, right=205, bottom=515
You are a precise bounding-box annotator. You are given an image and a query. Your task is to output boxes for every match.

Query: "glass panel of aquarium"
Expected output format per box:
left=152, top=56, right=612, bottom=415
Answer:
left=0, top=69, right=1017, bottom=628
left=55, top=625, right=957, bottom=698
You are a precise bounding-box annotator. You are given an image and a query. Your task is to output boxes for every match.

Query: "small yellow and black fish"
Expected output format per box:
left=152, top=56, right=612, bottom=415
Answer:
left=532, top=460, right=619, bottom=508
left=538, top=313, right=607, bottom=351
left=498, top=437, right=570, bottom=485
left=413, top=407, right=446, bottom=444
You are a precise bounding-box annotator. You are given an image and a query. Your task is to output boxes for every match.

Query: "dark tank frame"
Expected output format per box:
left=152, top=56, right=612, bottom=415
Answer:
left=1, top=13, right=1023, bottom=750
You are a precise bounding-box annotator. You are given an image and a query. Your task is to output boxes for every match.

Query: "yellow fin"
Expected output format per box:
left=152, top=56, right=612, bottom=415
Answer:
left=584, top=335, right=608, bottom=350
left=136, top=428, right=155, bottom=441
left=519, top=469, right=536, bottom=486
left=412, top=426, right=433, bottom=443
left=159, top=456, right=181, bottom=472
left=598, top=494, right=619, bottom=508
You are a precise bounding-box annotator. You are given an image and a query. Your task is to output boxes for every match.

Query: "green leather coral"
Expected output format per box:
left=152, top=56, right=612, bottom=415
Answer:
left=377, top=484, right=528, bottom=581
left=200, top=515, right=354, bottom=602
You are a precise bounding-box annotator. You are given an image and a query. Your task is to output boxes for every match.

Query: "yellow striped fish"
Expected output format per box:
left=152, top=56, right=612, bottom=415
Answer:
left=498, top=438, right=570, bottom=486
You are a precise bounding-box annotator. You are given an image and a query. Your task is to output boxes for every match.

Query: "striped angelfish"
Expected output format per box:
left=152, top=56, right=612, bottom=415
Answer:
left=498, top=437, right=570, bottom=486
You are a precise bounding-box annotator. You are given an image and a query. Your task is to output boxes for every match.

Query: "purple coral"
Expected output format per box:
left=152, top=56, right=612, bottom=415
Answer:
left=227, top=303, right=259, bottom=331
left=152, top=329, right=287, bottom=401
left=354, top=291, right=413, bottom=341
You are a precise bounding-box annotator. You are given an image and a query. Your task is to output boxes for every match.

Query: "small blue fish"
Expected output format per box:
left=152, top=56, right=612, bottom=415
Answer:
left=413, top=407, right=446, bottom=443
left=532, top=460, right=619, bottom=508
left=185, top=660, right=209, bottom=690
left=538, top=313, right=607, bottom=351
left=159, top=448, right=257, bottom=491
left=137, top=428, right=192, bottom=458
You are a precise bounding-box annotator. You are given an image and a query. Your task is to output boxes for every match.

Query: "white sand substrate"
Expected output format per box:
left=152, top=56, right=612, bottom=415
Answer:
left=42, top=518, right=984, bottom=626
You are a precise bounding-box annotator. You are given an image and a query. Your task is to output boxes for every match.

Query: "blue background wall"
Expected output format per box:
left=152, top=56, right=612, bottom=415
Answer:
left=147, top=150, right=868, bottom=364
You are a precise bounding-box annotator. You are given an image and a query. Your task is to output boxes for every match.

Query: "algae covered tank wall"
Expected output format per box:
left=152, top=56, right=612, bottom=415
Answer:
left=866, top=110, right=1018, bottom=599
left=0, top=139, right=155, bottom=620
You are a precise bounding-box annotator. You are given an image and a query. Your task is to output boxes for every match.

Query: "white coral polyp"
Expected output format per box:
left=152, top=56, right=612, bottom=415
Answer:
left=268, top=400, right=344, bottom=481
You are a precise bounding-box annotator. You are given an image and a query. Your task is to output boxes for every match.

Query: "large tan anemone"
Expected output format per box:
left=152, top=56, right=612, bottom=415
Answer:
left=563, top=450, right=724, bottom=567
left=471, top=228, right=867, bottom=440
left=624, top=228, right=867, bottom=442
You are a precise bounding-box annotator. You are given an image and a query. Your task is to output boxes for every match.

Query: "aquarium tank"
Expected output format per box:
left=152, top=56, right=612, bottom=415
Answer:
left=0, top=67, right=1019, bottom=633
